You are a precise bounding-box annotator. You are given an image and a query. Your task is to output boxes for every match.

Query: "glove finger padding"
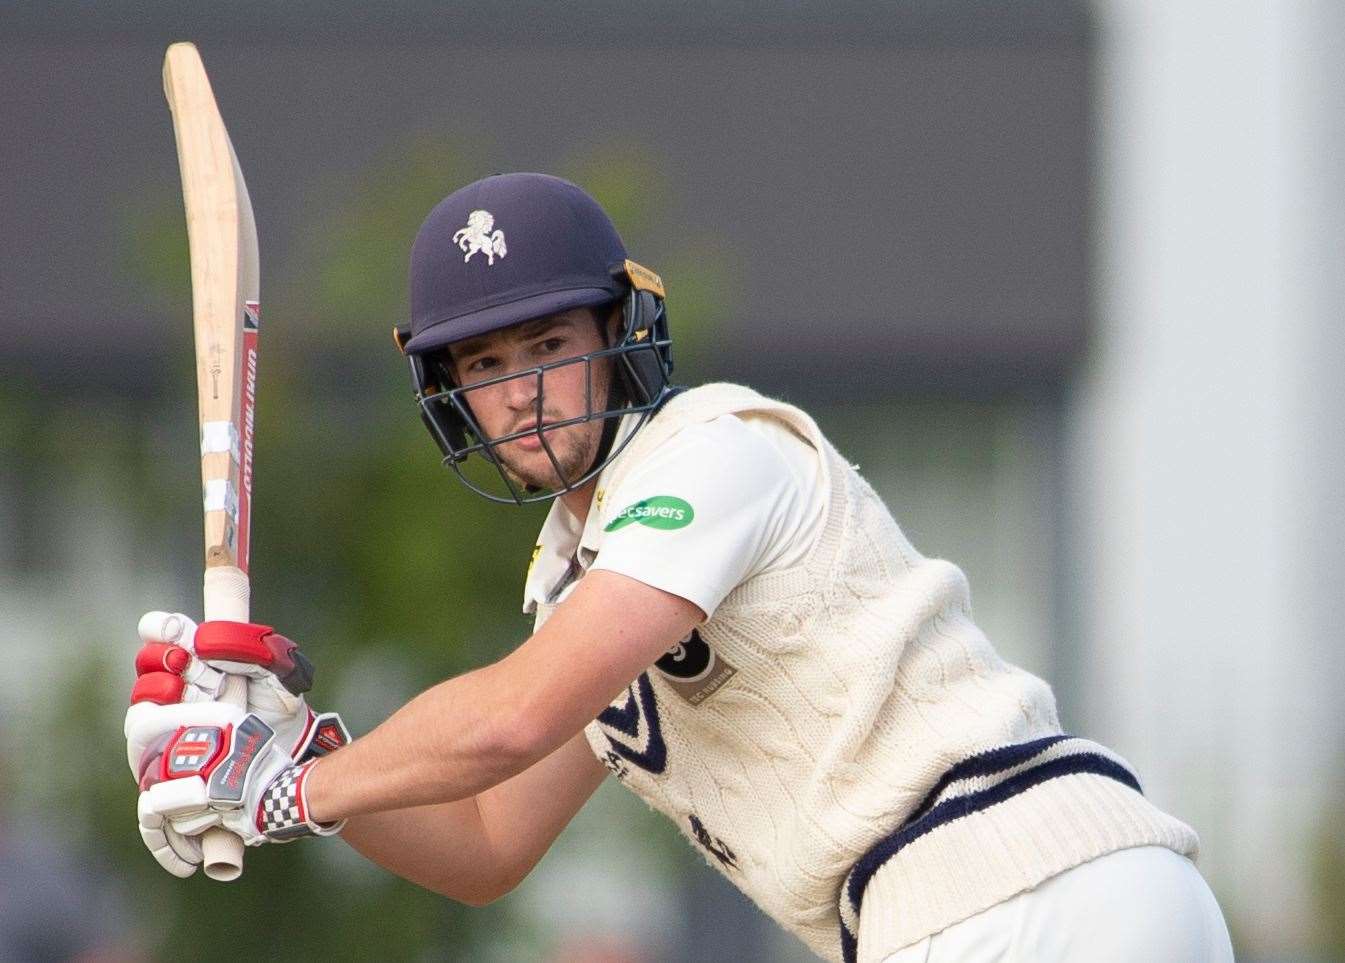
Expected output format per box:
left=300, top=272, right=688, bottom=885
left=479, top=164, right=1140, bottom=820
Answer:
left=133, top=612, right=226, bottom=703
left=135, top=642, right=191, bottom=676
left=190, top=620, right=318, bottom=756
left=194, top=622, right=315, bottom=694
left=137, top=611, right=194, bottom=649
left=131, top=670, right=186, bottom=707
left=137, top=791, right=204, bottom=878
left=129, top=614, right=314, bottom=747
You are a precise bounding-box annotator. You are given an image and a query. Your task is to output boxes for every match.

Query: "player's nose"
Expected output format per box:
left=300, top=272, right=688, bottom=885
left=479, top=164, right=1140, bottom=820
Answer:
left=500, top=367, right=540, bottom=411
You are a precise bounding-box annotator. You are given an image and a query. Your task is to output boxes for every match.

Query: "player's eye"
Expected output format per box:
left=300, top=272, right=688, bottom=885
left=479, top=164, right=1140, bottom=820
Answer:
left=464, top=356, right=498, bottom=375
left=538, top=337, right=566, bottom=354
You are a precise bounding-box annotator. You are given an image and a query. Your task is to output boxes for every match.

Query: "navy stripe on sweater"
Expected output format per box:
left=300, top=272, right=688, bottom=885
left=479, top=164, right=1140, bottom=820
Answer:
left=838, top=739, right=1142, bottom=963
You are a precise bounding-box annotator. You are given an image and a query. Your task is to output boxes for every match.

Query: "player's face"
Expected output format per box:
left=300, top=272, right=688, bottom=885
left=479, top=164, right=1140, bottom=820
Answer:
left=447, top=307, right=618, bottom=492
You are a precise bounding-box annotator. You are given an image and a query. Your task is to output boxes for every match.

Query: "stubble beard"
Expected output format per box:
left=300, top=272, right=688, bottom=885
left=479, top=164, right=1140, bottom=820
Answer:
left=492, top=408, right=602, bottom=492
left=495, top=359, right=614, bottom=493
left=499, top=421, right=601, bottom=492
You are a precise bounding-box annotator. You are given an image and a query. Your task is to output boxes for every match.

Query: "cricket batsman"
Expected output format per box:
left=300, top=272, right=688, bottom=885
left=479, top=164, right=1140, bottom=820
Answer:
left=125, top=173, right=1234, bottom=961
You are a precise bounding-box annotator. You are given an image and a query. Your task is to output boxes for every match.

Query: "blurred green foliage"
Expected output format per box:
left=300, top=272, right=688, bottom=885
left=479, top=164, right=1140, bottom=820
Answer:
left=1310, top=804, right=1345, bottom=958
left=2, top=132, right=735, bottom=961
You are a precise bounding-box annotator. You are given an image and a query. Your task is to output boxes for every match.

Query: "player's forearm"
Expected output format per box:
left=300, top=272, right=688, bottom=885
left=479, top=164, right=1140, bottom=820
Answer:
left=305, top=572, right=700, bottom=824
left=340, top=799, right=513, bottom=906
left=305, top=662, right=547, bottom=823
left=340, top=732, right=606, bottom=906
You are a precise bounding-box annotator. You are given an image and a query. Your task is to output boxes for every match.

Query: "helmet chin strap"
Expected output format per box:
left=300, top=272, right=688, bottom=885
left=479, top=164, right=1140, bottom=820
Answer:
left=589, top=380, right=627, bottom=477
left=573, top=308, right=626, bottom=489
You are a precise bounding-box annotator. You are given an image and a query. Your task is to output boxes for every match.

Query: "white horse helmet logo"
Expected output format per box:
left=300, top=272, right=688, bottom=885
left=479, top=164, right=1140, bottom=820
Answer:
left=452, top=209, right=508, bottom=265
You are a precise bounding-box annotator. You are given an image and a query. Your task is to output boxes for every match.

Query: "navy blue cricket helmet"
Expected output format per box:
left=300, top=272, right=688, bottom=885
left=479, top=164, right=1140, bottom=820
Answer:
left=392, top=173, right=674, bottom=504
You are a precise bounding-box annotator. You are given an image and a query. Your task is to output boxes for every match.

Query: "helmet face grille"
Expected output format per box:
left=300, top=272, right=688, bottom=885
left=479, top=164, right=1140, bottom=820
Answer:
left=410, top=329, right=673, bottom=505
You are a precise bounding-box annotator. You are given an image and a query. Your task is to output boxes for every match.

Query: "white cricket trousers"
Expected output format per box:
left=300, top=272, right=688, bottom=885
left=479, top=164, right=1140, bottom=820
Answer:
left=865, top=846, right=1234, bottom=963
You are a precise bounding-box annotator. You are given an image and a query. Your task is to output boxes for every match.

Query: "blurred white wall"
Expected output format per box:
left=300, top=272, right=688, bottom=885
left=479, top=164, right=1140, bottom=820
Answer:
left=1076, top=0, right=1345, bottom=955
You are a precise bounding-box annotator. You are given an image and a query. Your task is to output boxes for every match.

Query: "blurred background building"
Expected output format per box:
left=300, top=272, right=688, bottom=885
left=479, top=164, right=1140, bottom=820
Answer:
left=2, top=1, right=1341, bottom=959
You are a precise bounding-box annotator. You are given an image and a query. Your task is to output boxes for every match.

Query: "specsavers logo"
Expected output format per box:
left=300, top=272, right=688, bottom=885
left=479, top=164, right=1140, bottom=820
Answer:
left=605, top=495, right=695, bottom=532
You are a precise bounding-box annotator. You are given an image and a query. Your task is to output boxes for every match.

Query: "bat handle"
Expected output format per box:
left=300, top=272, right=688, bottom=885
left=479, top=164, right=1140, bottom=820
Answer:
left=201, top=565, right=250, bottom=882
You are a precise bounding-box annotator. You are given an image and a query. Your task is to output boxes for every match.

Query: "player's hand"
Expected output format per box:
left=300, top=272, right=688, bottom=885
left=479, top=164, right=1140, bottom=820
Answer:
left=130, top=701, right=346, bottom=856
left=127, top=612, right=350, bottom=876
left=131, top=611, right=323, bottom=760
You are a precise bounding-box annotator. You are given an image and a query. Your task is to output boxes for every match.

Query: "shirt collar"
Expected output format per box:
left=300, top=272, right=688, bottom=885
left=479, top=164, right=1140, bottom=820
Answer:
left=521, top=497, right=583, bottom=614
left=520, top=410, right=645, bottom=614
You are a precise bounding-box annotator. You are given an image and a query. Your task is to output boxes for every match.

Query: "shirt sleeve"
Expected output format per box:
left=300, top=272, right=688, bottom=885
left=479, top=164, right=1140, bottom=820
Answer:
left=589, top=414, right=815, bottom=616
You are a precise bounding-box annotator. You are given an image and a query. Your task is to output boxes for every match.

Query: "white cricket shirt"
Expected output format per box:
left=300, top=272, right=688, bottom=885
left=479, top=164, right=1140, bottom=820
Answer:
left=523, top=411, right=824, bottom=617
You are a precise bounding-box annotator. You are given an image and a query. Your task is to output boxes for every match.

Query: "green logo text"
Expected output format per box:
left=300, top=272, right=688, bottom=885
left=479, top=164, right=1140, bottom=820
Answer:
left=605, top=495, right=695, bottom=532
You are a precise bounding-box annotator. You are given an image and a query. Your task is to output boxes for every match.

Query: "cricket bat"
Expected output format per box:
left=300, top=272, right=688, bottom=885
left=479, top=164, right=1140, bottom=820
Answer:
left=163, top=41, right=260, bottom=882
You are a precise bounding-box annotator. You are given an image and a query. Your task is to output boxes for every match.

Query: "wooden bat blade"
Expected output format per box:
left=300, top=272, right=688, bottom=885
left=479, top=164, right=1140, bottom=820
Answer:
left=164, top=41, right=260, bottom=580
left=163, top=40, right=258, bottom=883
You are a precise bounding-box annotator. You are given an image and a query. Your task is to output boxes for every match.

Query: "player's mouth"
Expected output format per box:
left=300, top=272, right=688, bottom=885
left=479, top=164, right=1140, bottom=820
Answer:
left=507, top=422, right=559, bottom=452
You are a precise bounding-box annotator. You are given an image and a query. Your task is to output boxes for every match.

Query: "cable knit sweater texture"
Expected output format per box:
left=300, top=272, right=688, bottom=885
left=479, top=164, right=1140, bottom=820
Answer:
left=531, top=384, right=1198, bottom=962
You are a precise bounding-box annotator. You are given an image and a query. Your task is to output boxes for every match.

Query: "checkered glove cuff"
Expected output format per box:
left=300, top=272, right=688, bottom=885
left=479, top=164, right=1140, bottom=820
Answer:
left=258, top=760, right=345, bottom=842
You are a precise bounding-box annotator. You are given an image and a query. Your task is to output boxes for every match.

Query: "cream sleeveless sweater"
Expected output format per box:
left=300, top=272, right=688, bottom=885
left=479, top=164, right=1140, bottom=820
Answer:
left=531, top=384, right=1198, bottom=962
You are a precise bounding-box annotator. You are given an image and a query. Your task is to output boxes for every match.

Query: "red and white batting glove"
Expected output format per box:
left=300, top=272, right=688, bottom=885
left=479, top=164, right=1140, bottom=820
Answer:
left=130, top=611, right=320, bottom=758
left=131, top=702, right=346, bottom=866
left=126, top=612, right=350, bottom=877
